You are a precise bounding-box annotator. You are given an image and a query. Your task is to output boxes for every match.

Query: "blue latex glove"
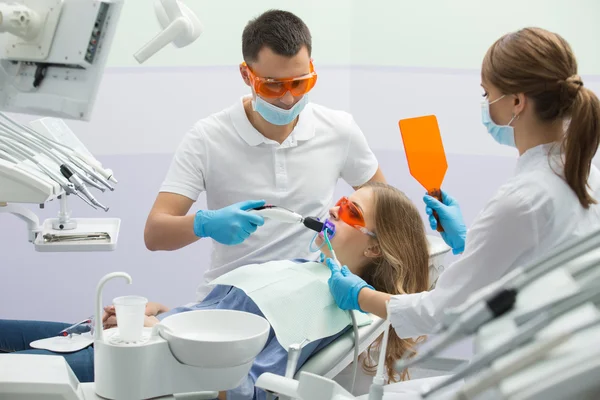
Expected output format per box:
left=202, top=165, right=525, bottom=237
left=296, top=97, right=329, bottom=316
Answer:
left=423, top=190, right=467, bottom=254
left=326, top=258, right=374, bottom=312
left=194, top=200, right=266, bottom=245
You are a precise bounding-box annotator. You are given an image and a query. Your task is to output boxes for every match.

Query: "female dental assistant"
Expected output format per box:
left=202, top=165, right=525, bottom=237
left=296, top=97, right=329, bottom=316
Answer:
left=326, top=27, right=600, bottom=338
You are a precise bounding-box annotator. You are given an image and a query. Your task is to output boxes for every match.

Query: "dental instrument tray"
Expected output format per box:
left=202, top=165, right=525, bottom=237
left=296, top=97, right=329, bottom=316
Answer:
left=34, top=218, right=120, bottom=252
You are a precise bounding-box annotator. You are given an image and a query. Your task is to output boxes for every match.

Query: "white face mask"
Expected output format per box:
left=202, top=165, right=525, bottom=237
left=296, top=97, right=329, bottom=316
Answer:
left=481, top=95, right=518, bottom=148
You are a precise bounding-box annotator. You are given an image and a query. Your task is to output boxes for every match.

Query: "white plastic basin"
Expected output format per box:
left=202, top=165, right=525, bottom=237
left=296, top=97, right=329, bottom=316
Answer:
left=158, top=309, right=270, bottom=368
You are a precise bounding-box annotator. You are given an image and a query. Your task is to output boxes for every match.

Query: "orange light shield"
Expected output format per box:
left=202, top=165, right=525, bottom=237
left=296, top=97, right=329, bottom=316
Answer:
left=399, top=115, right=448, bottom=232
left=336, top=196, right=376, bottom=237
left=242, top=61, right=318, bottom=99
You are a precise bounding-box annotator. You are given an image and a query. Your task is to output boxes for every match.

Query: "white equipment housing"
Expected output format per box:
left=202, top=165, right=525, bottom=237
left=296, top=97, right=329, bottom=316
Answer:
left=0, top=0, right=124, bottom=121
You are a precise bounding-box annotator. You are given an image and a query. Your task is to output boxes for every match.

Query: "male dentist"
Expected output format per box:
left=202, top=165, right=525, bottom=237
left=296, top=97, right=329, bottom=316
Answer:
left=144, top=9, right=385, bottom=301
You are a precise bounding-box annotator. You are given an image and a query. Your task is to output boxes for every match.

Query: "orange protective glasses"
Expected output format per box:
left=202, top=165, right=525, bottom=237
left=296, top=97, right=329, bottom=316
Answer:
left=242, top=61, right=318, bottom=99
left=336, top=197, right=376, bottom=237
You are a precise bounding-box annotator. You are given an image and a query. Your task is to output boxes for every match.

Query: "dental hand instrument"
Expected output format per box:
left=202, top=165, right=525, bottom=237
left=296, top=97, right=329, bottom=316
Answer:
left=1, top=133, right=100, bottom=208
left=58, top=317, right=94, bottom=338
left=0, top=120, right=113, bottom=191
left=43, top=232, right=111, bottom=243
left=60, top=164, right=109, bottom=211
left=2, top=131, right=113, bottom=223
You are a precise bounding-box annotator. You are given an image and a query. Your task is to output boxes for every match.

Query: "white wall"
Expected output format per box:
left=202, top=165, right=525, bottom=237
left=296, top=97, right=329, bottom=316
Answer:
left=109, top=0, right=600, bottom=72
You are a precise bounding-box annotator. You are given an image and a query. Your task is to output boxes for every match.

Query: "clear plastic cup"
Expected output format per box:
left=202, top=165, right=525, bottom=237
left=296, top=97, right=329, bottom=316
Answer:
left=113, top=295, right=148, bottom=342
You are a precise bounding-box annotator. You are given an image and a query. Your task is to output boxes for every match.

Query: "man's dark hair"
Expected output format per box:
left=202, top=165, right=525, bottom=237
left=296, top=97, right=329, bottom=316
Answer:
left=242, top=10, right=312, bottom=64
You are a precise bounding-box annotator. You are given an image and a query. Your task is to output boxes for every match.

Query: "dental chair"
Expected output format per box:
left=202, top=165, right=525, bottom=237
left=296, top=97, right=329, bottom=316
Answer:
left=296, top=236, right=460, bottom=395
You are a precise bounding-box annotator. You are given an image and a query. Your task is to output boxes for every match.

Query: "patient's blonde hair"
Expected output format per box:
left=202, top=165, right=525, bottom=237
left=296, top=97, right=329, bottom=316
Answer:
left=359, top=182, right=429, bottom=382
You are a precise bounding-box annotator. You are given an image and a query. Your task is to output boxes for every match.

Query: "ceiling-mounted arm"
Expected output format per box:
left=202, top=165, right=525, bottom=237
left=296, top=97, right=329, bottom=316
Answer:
left=134, top=17, right=188, bottom=64
left=134, top=0, right=202, bottom=64
left=0, top=3, right=43, bottom=40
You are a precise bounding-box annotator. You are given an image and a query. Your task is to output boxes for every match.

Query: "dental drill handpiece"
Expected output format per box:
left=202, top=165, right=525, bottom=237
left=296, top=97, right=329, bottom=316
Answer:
left=250, top=205, right=332, bottom=233
left=249, top=206, right=337, bottom=259
left=60, top=164, right=109, bottom=211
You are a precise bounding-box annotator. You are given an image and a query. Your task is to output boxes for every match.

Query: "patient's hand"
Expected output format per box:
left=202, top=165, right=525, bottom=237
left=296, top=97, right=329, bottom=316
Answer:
left=102, top=306, right=117, bottom=329
left=146, top=301, right=170, bottom=316
left=144, top=315, right=160, bottom=327
left=102, top=301, right=168, bottom=329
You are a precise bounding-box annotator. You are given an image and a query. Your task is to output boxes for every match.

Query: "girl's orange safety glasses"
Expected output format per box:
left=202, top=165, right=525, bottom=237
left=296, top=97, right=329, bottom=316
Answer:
left=336, top=197, right=376, bottom=238
left=242, top=61, right=318, bottom=99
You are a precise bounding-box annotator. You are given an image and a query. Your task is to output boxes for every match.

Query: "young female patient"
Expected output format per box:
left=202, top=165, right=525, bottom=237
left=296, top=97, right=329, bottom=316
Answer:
left=0, top=182, right=430, bottom=399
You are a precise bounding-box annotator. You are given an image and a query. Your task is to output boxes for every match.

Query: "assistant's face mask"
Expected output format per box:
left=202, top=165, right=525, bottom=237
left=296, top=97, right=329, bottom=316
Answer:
left=252, top=94, right=309, bottom=126
left=482, top=95, right=518, bottom=148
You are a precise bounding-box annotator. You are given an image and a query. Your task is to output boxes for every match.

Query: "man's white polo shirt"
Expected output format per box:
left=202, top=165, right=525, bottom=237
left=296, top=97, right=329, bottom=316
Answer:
left=160, top=96, right=379, bottom=301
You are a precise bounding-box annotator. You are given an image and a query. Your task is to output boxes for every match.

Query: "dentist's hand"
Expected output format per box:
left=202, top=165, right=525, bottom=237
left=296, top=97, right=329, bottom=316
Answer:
left=423, top=190, right=467, bottom=254
left=194, top=200, right=266, bottom=245
left=326, top=258, right=374, bottom=312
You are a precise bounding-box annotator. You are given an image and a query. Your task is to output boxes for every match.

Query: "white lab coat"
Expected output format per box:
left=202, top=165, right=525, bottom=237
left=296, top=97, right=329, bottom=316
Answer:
left=390, top=143, right=600, bottom=338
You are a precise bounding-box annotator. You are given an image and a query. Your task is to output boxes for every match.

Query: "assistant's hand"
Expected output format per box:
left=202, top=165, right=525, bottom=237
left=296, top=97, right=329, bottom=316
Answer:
left=193, top=200, right=266, bottom=245
left=423, top=190, right=467, bottom=254
left=326, top=258, right=374, bottom=312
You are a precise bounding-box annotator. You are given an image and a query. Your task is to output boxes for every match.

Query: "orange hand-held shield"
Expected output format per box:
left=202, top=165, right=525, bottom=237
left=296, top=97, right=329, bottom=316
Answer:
left=399, top=115, right=448, bottom=232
